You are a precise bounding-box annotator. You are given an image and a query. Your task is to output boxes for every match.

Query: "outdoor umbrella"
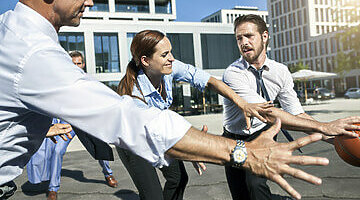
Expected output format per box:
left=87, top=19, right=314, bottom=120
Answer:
left=291, top=69, right=337, bottom=101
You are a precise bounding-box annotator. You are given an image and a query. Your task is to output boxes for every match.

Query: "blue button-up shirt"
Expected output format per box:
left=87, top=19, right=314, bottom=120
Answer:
left=133, top=60, right=211, bottom=110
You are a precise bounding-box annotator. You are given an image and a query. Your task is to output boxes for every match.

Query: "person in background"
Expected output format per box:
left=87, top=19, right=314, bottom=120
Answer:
left=27, top=51, right=118, bottom=200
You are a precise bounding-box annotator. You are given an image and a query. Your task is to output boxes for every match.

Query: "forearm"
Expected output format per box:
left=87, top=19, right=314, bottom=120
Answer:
left=206, top=76, right=247, bottom=110
left=166, top=127, right=236, bottom=165
left=263, top=108, right=325, bottom=133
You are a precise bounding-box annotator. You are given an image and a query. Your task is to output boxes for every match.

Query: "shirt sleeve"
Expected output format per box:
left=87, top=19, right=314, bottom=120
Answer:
left=171, top=59, right=210, bottom=92
left=223, top=67, right=266, bottom=104
left=17, top=48, right=191, bottom=168
left=277, top=67, right=304, bottom=115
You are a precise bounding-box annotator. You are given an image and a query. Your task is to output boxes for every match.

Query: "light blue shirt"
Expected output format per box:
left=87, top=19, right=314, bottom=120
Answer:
left=133, top=60, right=211, bottom=110
left=0, top=2, right=191, bottom=185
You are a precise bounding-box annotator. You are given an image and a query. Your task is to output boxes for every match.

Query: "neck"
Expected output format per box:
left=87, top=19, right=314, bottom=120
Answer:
left=250, top=51, right=267, bottom=70
left=20, top=0, right=60, bottom=32
left=145, top=72, right=162, bottom=90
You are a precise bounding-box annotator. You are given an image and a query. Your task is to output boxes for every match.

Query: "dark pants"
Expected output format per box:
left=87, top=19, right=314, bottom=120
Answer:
left=116, top=147, right=188, bottom=200
left=223, top=126, right=282, bottom=200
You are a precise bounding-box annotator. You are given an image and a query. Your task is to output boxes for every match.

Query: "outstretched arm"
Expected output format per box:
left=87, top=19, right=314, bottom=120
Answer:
left=206, top=76, right=273, bottom=129
left=167, top=119, right=329, bottom=200
left=255, top=107, right=360, bottom=138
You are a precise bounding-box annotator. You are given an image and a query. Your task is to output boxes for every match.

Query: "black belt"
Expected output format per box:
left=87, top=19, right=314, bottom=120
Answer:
left=223, top=126, right=270, bottom=142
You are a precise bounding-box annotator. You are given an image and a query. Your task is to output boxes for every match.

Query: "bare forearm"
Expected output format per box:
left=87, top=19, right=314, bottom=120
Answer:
left=166, top=127, right=235, bottom=165
left=207, top=77, right=247, bottom=110
left=263, top=108, right=324, bottom=133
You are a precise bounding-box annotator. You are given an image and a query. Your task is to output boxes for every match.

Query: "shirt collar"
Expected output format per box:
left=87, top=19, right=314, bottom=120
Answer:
left=137, top=70, right=162, bottom=97
left=15, top=2, right=59, bottom=43
left=241, top=56, right=270, bottom=72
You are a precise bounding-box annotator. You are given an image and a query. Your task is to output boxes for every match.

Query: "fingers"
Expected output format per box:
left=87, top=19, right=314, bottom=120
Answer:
left=288, top=133, right=323, bottom=151
left=272, top=174, right=301, bottom=200
left=198, top=162, right=207, bottom=171
left=283, top=165, right=323, bottom=185
left=59, top=134, right=68, bottom=141
left=192, top=162, right=202, bottom=175
left=49, top=136, right=57, bottom=144
left=262, top=118, right=281, bottom=139
left=287, top=155, right=329, bottom=166
left=65, top=132, right=73, bottom=140
left=245, top=116, right=251, bottom=130
left=201, top=125, right=208, bottom=133
left=254, top=113, right=267, bottom=123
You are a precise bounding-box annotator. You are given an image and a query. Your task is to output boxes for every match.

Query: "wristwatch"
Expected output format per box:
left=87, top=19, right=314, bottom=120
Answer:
left=230, top=140, right=247, bottom=168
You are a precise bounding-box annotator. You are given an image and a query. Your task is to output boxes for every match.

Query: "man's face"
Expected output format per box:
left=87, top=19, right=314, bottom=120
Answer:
left=235, top=22, right=268, bottom=64
left=72, top=56, right=85, bottom=69
left=53, top=0, right=94, bottom=27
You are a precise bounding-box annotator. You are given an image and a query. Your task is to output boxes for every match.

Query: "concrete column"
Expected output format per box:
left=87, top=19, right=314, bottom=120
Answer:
left=108, top=0, right=115, bottom=13
left=84, top=31, right=96, bottom=75
left=193, top=33, right=203, bottom=69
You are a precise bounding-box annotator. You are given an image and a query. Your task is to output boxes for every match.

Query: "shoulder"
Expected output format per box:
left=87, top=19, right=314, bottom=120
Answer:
left=223, top=58, right=248, bottom=81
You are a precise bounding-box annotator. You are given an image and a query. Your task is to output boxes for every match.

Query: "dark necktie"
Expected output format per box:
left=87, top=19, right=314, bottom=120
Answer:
left=249, top=66, right=300, bottom=151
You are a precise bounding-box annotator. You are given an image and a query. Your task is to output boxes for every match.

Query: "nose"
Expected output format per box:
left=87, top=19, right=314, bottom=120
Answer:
left=168, top=53, right=175, bottom=62
left=85, top=0, right=94, bottom=7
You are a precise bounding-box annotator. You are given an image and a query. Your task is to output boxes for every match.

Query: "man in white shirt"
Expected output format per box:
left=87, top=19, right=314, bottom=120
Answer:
left=223, top=14, right=360, bottom=200
left=0, top=1, right=351, bottom=199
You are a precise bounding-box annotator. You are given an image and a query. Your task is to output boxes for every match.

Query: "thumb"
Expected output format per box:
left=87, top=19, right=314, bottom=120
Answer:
left=263, top=118, right=281, bottom=139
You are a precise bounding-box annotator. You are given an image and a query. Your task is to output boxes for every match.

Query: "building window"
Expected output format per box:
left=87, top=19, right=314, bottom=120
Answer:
left=126, top=33, right=136, bottom=62
left=167, top=33, right=195, bottom=65
left=94, top=33, right=120, bottom=73
left=201, top=34, right=240, bottom=69
left=102, top=81, right=120, bottom=92
left=155, top=0, right=172, bottom=14
left=89, top=0, right=109, bottom=12
left=115, top=0, right=150, bottom=13
left=59, top=32, right=85, bottom=54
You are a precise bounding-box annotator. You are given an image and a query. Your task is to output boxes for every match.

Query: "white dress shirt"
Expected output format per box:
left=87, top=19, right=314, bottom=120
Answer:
left=223, top=57, right=304, bottom=135
left=0, top=2, right=191, bottom=185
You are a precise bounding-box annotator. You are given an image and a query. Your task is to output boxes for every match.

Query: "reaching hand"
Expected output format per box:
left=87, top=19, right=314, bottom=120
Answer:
left=243, top=101, right=273, bottom=129
left=192, top=125, right=208, bottom=175
left=320, top=116, right=360, bottom=137
left=243, top=119, right=329, bottom=200
left=46, top=123, right=73, bottom=144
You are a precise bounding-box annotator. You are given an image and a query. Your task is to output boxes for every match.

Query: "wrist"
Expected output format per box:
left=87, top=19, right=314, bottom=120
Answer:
left=229, top=140, right=247, bottom=168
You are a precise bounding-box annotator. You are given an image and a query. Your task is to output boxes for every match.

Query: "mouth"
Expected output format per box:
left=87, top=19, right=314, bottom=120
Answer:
left=242, top=48, right=254, bottom=54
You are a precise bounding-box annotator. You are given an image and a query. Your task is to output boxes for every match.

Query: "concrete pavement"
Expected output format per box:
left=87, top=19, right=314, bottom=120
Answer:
left=10, top=98, right=360, bottom=199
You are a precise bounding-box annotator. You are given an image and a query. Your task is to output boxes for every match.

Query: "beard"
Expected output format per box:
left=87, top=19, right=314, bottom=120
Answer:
left=243, top=43, right=265, bottom=64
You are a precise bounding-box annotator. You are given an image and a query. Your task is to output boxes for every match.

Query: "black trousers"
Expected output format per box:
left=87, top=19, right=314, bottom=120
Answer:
left=223, top=126, right=282, bottom=200
left=116, top=147, right=188, bottom=200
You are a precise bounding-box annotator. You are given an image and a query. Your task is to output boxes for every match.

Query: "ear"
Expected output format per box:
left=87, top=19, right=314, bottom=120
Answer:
left=262, top=31, right=269, bottom=44
left=140, top=56, right=150, bottom=68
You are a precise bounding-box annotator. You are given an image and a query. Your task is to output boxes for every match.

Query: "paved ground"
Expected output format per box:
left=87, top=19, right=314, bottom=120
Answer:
left=10, top=98, right=360, bottom=200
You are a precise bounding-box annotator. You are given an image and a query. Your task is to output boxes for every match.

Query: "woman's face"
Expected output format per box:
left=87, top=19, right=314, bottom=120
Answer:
left=143, top=37, right=175, bottom=76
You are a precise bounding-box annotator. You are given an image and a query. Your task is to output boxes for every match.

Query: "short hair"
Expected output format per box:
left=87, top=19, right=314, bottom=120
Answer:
left=69, top=50, right=84, bottom=62
left=233, top=14, right=268, bottom=34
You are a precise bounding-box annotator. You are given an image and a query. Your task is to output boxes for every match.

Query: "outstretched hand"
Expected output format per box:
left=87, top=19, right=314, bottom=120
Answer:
left=46, top=123, right=73, bottom=144
left=320, top=116, right=360, bottom=138
left=243, top=119, right=329, bottom=200
left=243, top=101, right=273, bottom=129
left=192, top=125, right=208, bottom=175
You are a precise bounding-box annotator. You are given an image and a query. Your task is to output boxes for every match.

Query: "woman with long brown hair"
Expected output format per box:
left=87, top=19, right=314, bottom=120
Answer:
left=116, top=30, right=272, bottom=200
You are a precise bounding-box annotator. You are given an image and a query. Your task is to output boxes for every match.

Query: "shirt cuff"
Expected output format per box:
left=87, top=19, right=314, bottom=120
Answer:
left=144, top=110, right=191, bottom=168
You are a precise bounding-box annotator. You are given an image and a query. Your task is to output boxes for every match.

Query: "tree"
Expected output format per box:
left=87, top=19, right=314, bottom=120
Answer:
left=289, top=61, right=309, bottom=73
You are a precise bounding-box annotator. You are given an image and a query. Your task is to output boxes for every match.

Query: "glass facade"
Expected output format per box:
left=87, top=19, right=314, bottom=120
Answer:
left=167, top=33, right=195, bottom=65
left=126, top=33, right=136, bottom=62
left=155, top=0, right=172, bottom=14
left=90, top=0, right=109, bottom=12
left=115, top=0, right=150, bottom=13
left=102, top=81, right=120, bottom=92
left=58, top=32, right=86, bottom=70
left=94, top=33, right=120, bottom=73
left=201, top=34, right=240, bottom=69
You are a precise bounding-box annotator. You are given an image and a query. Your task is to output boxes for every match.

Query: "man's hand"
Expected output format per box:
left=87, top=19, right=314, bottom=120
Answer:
left=244, top=119, right=329, bottom=200
left=320, top=116, right=360, bottom=138
left=46, top=123, right=73, bottom=144
left=243, top=101, right=273, bottom=129
left=192, top=125, right=208, bottom=175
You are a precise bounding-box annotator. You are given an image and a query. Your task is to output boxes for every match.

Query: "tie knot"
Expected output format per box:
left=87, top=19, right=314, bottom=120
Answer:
left=249, top=67, right=263, bottom=79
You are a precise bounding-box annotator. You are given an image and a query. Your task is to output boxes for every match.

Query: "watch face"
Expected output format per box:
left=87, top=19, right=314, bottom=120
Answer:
left=233, top=149, right=246, bottom=163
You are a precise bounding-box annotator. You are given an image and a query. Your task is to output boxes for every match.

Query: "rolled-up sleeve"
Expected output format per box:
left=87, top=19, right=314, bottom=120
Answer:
left=17, top=48, right=191, bottom=167
left=172, top=60, right=210, bottom=91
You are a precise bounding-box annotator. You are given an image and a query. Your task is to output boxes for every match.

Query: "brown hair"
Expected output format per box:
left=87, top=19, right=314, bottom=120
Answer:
left=233, top=14, right=269, bottom=47
left=117, top=30, right=165, bottom=102
left=69, top=50, right=84, bottom=62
